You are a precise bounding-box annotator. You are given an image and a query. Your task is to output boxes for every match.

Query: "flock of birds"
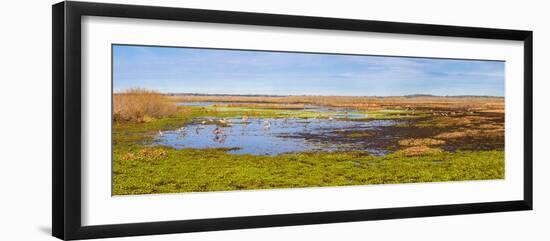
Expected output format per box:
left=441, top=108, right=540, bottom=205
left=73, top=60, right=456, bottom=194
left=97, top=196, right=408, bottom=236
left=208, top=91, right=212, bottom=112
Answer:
left=156, top=115, right=275, bottom=144
left=156, top=114, right=345, bottom=144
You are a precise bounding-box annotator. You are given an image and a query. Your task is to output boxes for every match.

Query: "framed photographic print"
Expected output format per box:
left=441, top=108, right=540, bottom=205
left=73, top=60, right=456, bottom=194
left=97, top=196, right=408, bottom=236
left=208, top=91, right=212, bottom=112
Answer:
left=52, top=1, right=533, bottom=240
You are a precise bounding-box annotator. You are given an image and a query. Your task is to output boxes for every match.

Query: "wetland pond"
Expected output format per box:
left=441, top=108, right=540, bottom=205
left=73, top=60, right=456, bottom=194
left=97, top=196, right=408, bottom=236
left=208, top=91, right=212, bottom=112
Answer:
left=155, top=102, right=401, bottom=156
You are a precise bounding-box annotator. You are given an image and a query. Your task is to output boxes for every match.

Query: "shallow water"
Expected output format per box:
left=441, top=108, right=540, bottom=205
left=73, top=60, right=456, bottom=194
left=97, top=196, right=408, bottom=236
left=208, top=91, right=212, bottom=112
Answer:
left=155, top=116, right=398, bottom=156
left=178, top=101, right=369, bottom=119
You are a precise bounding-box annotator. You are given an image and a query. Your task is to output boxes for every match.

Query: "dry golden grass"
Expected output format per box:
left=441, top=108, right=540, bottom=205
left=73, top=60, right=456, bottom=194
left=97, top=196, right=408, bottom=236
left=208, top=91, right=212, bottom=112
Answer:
left=398, top=138, right=445, bottom=146
left=437, top=117, right=471, bottom=126
left=344, top=132, right=373, bottom=138
left=418, top=115, right=498, bottom=128
left=435, top=128, right=504, bottom=139
left=113, top=88, right=178, bottom=123
left=478, top=124, right=504, bottom=130
left=435, top=130, right=479, bottom=139
left=398, top=146, right=443, bottom=156
left=171, top=95, right=504, bottom=111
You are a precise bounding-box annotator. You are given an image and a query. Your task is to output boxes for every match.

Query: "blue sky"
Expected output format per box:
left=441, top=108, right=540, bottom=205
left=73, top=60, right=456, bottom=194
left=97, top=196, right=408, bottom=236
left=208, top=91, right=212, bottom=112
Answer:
left=113, top=45, right=505, bottom=96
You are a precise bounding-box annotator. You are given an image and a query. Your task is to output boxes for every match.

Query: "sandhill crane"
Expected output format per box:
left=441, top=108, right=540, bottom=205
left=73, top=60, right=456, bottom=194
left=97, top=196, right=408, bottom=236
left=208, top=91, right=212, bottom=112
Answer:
left=263, top=119, right=271, bottom=130
left=178, top=128, right=187, bottom=138
left=213, top=127, right=221, bottom=135
left=177, top=127, right=186, bottom=136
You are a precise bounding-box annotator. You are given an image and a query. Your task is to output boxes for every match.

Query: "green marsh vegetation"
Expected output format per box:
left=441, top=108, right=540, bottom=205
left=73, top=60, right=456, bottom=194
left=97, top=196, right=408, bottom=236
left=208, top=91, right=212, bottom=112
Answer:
left=112, top=91, right=505, bottom=195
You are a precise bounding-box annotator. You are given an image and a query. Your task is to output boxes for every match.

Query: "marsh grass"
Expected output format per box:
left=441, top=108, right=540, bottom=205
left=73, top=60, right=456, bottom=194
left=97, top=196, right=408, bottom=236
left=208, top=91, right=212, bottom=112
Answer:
left=398, top=138, right=445, bottom=146
left=397, top=146, right=443, bottom=156
left=113, top=147, right=503, bottom=195
left=114, top=88, right=178, bottom=123
left=435, top=129, right=504, bottom=139
left=396, top=138, right=445, bottom=156
left=121, top=148, right=168, bottom=162
left=344, top=132, right=373, bottom=138
left=172, top=95, right=504, bottom=111
left=112, top=93, right=505, bottom=195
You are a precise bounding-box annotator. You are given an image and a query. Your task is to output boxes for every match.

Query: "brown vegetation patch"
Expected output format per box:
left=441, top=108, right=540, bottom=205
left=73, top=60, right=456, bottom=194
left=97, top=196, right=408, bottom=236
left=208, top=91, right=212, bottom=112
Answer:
left=416, top=115, right=501, bottom=128
left=398, top=146, right=443, bottom=156
left=171, top=95, right=504, bottom=111
left=477, top=124, right=504, bottom=130
left=435, top=130, right=480, bottom=139
left=398, top=138, right=445, bottom=146
left=344, top=131, right=373, bottom=138
left=435, top=128, right=504, bottom=139
left=114, top=88, right=178, bottom=123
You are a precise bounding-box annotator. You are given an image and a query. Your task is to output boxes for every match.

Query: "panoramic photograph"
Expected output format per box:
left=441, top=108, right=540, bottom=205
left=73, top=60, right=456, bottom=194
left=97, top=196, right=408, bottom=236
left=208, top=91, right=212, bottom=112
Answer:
left=112, top=44, right=505, bottom=196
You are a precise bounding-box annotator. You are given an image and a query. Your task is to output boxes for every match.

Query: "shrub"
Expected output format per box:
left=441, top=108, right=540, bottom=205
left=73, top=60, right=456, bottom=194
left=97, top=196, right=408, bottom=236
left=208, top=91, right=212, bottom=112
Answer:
left=113, top=88, right=177, bottom=122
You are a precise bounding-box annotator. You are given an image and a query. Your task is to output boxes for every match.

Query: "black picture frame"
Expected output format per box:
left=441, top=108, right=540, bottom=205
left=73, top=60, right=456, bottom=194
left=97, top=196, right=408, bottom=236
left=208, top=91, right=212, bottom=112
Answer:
left=52, top=1, right=533, bottom=240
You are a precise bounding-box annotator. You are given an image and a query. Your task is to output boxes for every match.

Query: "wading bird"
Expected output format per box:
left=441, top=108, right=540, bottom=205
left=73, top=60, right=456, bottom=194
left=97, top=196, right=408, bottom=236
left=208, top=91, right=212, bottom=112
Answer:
left=177, top=127, right=185, bottom=136
left=263, top=119, right=271, bottom=130
left=213, top=127, right=221, bottom=135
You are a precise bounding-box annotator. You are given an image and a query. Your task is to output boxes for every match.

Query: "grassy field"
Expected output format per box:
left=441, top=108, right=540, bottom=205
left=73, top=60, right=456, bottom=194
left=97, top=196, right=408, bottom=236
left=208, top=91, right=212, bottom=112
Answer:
left=171, top=94, right=504, bottom=112
left=112, top=91, right=505, bottom=195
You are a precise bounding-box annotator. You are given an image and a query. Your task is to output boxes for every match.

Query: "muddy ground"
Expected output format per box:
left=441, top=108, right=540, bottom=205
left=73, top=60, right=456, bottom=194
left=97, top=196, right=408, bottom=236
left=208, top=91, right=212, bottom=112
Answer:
left=282, top=111, right=504, bottom=155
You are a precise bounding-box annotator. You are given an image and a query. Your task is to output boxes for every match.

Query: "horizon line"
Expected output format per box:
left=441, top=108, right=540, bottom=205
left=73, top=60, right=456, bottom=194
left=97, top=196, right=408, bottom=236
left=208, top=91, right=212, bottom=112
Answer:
left=113, top=91, right=504, bottom=98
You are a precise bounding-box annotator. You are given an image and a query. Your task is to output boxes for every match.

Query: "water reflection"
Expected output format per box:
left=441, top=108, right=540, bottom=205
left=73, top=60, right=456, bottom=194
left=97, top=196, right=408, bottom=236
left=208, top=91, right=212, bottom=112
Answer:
left=155, top=117, right=397, bottom=156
